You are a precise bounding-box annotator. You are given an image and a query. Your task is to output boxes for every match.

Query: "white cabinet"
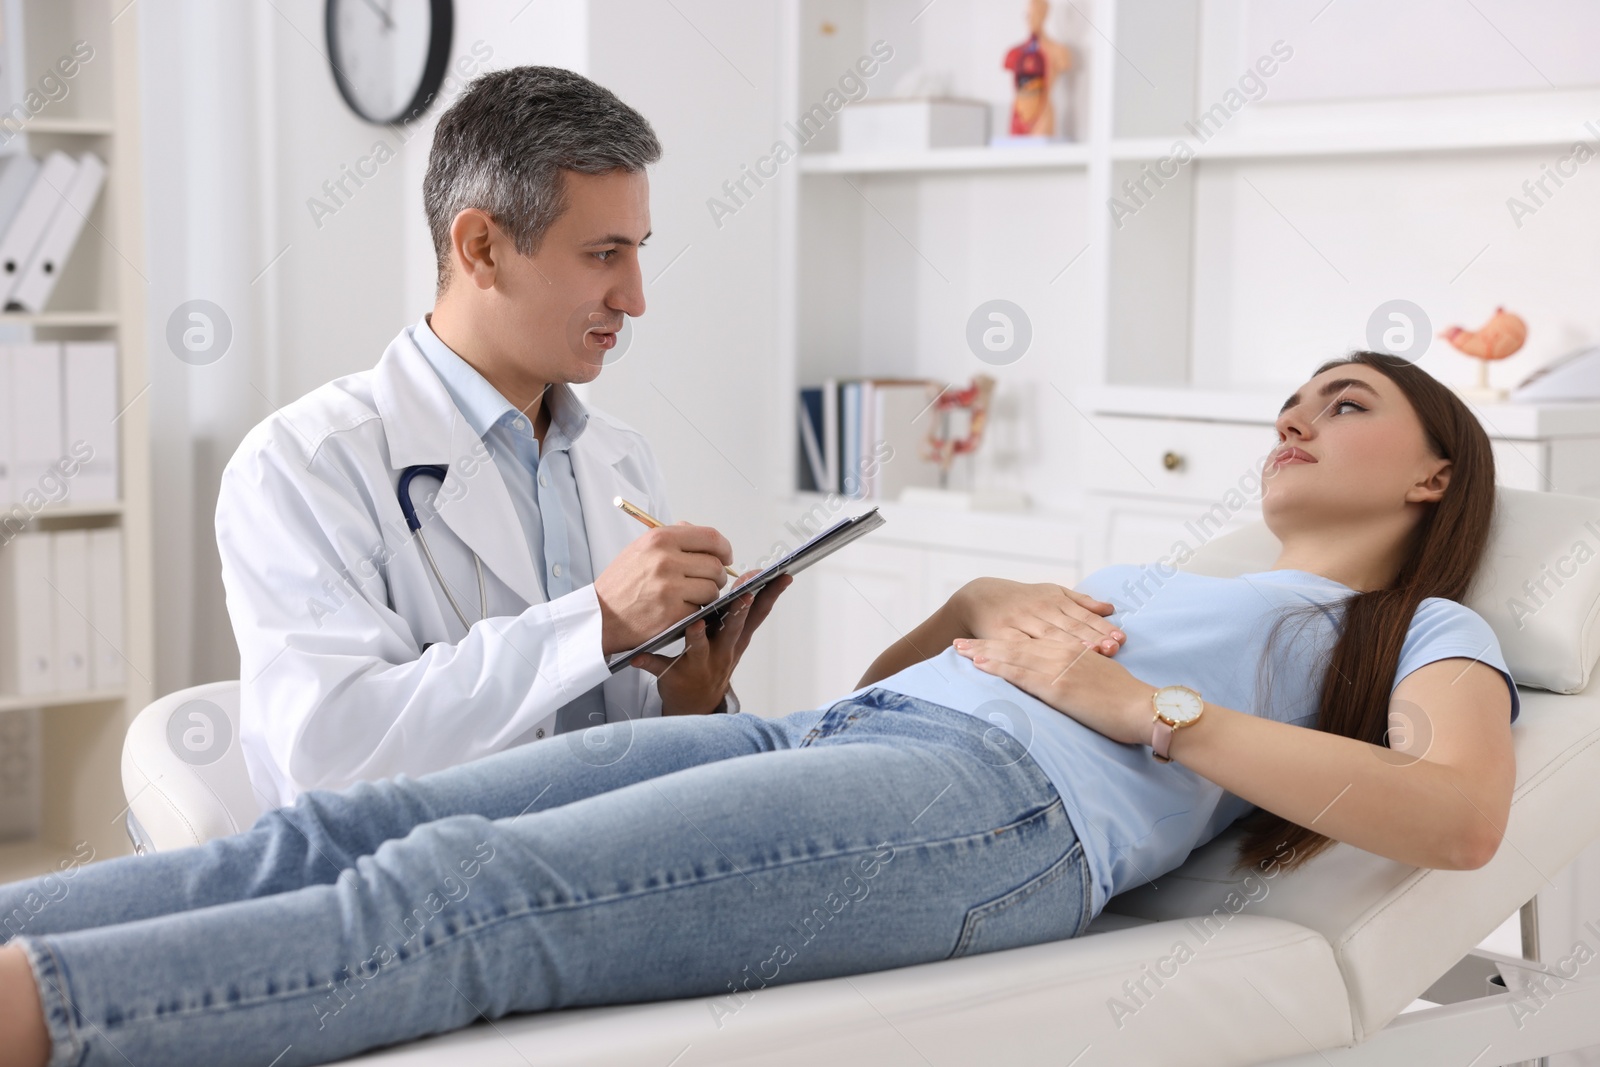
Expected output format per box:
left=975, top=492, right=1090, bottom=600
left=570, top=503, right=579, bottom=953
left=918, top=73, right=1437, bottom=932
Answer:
left=1075, top=387, right=1600, bottom=573
left=763, top=498, right=1081, bottom=715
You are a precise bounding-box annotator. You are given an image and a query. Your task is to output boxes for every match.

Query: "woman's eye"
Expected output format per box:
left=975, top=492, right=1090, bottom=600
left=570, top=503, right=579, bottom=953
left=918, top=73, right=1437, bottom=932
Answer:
left=1332, top=399, right=1365, bottom=415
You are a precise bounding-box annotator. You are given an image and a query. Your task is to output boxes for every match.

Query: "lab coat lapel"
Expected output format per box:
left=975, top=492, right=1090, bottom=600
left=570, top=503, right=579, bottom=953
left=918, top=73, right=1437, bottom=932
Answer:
left=374, top=330, right=546, bottom=607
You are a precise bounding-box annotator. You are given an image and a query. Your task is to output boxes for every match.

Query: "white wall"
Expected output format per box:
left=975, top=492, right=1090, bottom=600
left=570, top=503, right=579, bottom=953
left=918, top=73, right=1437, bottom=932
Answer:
left=140, top=0, right=591, bottom=694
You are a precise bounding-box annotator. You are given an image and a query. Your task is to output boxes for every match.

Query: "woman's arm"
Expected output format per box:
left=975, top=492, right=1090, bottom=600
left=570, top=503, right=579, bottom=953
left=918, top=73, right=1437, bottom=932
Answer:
left=1165, top=657, right=1513, bottom=871
left=856, top=598, right=969, bottom=687
left=953, top=636, right=1514, bottom=872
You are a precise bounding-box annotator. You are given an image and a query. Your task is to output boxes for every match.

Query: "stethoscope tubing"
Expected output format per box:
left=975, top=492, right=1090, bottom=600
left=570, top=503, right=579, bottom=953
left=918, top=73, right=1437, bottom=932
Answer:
left=397, top=464, right=487, bottom=630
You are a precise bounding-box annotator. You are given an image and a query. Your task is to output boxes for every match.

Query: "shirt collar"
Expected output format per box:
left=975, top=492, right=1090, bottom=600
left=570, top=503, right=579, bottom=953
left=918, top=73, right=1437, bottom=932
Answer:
left=411, top=314, right=590, bottom=447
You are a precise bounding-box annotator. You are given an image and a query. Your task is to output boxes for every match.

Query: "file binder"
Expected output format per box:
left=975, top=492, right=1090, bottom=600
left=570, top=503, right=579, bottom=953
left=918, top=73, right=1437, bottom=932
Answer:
left=8, top=151, right=106, bottom=312
left=0, top=345, right=10, bottom=506
left=0, top=150, right=73, bottom=287
left=63, top=342, right=117, bottom=503
left=51, top=529, right=89, bottom=691
left=0, top=531, right=53, bottom=695
left=8, top=342, right=59, bottom=503
left=87, top=527, right=123, bottom=688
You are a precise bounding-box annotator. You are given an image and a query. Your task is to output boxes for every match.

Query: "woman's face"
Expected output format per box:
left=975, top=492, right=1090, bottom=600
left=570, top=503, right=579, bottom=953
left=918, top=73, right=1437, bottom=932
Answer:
left=1263, top=363, right=1451, bottom=535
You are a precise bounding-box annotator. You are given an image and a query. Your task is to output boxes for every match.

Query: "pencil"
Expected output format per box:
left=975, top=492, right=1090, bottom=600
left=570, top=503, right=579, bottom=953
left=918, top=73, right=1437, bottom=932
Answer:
left=614, top=496, right=741, bottom=578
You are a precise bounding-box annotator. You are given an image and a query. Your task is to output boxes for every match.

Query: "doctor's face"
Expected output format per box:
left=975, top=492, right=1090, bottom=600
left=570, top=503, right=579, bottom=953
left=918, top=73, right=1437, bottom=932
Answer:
left=496, top=168, right=650, bottom=384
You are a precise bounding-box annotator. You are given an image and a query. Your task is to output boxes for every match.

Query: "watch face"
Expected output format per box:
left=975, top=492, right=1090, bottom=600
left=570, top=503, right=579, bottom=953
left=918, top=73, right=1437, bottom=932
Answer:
left=1155, top=686, right=1202, bottom=723
left=327, top=0, right=453, bottom=125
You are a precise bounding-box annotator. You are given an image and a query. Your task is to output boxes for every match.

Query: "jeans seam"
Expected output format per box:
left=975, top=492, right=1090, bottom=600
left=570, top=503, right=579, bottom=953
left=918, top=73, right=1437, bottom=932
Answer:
left=1075, top=839, right=1095, bottom=936
left=20, top=936, right=85, bottom=1067
left=950, top=834, right=1082, bottom=959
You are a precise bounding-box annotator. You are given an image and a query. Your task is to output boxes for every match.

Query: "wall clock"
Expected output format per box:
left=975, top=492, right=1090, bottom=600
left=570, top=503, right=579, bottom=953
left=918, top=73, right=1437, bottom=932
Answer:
left=326, top=0, right=454, bottom=125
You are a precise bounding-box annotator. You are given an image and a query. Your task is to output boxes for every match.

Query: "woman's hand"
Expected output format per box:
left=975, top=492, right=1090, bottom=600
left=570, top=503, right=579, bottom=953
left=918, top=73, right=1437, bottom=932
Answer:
left=953, top=634, right=1156, bottom=747
left=631, top=571, right=794, bottom=715
left=953, top=578, right=1125, bottom=656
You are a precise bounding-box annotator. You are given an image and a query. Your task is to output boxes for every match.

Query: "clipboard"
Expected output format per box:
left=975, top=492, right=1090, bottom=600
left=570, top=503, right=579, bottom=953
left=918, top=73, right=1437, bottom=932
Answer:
left=606, top=506, right=886, bottom=673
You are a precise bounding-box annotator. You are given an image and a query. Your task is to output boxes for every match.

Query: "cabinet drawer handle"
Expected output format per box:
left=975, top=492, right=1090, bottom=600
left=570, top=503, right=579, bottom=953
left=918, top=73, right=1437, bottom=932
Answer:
left=1161, top=450, right=1184, bottom=471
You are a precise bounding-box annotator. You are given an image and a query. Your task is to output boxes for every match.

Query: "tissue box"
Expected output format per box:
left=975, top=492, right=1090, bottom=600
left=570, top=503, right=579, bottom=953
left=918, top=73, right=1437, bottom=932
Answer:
left=837, top=98, right=990, bottom=153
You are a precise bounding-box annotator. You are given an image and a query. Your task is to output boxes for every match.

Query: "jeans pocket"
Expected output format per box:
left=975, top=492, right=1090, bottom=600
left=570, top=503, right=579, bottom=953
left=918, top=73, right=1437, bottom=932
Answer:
left=949, top=840, right=1088, bottom=960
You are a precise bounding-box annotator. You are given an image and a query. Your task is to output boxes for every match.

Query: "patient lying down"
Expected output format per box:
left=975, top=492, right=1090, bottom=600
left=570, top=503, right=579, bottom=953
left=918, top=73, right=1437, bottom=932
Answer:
left=0, top=352, right=1517, bottom=1066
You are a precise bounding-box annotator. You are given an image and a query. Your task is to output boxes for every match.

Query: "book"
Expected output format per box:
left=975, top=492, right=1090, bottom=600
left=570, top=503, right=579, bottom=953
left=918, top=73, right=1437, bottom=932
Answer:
left=797, top=387, right=826, bottom=492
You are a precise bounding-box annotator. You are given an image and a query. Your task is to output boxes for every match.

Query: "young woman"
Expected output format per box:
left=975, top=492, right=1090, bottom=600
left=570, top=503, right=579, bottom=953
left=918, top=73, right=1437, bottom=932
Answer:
left=0, top=352, right=1518, bottom=1067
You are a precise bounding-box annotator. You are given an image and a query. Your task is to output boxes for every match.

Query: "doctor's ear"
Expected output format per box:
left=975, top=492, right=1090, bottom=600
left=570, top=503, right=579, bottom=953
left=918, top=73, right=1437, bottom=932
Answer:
left=448, top=208, right=503, bottom=291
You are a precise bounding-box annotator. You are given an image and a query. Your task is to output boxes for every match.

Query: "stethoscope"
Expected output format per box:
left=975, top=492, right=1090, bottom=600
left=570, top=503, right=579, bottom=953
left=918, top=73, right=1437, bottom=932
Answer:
left=397, top=465, right=487, bottom=630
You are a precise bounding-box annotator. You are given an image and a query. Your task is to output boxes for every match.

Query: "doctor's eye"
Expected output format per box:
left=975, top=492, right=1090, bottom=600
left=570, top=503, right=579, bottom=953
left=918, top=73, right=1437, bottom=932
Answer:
left=593, top=249, right=617, bottom=262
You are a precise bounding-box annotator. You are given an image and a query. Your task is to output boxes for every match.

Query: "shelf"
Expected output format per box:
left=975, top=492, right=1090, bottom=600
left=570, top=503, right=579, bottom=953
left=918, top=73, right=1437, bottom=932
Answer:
left=0, top=310, right=119, bottom=327
left=22, top=118, right=115, bottom=136
left=0, top=687, right=125, bottom=713
left=799, top=143, right=1091, bottom=175
left=1078, top=385, right=1600, bottom=438
left=1110, top=127, right=1594, bottom=163
left=2, top=502, right=123, bottom=519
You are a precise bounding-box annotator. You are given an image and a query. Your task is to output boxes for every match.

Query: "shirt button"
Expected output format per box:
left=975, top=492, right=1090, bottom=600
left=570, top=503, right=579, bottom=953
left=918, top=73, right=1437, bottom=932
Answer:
left=538, top=473, right=548, bottom=488
left=552, top=562, right=563, bottom=577
left=515, top=417, right=528, bottom=431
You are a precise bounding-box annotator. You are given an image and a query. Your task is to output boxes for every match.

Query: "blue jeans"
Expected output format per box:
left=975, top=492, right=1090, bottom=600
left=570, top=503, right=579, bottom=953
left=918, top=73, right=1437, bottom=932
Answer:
left=1, top=690, right=1090, bottom=1067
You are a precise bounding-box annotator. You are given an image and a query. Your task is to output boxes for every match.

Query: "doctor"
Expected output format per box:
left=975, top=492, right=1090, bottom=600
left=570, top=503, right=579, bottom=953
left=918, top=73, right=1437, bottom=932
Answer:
left=217, top=66, right=790, bottom=807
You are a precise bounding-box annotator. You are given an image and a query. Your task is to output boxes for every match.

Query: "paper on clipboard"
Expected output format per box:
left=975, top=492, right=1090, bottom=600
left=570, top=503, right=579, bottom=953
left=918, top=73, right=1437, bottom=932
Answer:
left=606, top=506, right=886, bottom=673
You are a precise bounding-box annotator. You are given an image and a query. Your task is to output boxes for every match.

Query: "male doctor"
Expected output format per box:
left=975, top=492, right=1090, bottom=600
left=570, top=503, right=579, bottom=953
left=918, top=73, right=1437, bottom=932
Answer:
left=217, top=67, right=790, bottom=806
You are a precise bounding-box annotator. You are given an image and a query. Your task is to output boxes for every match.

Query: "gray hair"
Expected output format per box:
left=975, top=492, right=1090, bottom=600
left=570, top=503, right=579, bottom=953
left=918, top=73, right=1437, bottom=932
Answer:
left=423, top=66, right=661, bottom=294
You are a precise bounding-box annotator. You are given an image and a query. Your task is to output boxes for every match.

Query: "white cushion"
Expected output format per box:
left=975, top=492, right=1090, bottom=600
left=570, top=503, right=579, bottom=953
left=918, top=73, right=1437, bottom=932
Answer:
left=341, top=913, right=1351, bottom=1066
left=1177, top=486, right=1600, bottom=694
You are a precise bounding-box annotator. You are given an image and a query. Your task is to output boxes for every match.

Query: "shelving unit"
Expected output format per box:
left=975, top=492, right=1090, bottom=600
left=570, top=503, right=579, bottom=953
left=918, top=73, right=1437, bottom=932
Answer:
left=0, top=0, right=152, bottom=881
left=767, top=0, right=1600, bottom=766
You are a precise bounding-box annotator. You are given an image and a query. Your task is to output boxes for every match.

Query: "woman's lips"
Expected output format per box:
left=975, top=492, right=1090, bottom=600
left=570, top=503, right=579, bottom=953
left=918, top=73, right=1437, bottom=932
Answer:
left=1271, top=447, right=1316, bottom=467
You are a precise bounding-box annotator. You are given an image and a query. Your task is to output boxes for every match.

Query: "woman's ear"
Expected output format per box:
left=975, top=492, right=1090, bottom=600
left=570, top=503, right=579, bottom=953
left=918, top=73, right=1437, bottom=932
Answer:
left=1406, top=458, right=1452, bottom=503
left=449, top=208, right=501, bottom=291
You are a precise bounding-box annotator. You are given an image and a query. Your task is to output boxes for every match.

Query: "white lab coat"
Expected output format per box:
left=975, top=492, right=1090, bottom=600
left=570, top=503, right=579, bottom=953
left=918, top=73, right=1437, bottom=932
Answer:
left=217, top=325, right=675, bottom=806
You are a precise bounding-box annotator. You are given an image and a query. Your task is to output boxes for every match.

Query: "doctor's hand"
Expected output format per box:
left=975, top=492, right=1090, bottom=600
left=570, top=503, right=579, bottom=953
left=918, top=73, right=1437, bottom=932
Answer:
left=596, top=522, right=736, bottom=656
left=953, top=578, right=1125, bottom=656
left=630, top=570, right=794, bottom=715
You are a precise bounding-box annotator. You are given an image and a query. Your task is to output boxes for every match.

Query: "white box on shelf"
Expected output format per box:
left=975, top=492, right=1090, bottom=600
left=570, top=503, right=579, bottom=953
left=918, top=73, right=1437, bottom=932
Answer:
left=0, top=531, right=53, bottom=695
left=837, top=98, right=989, bottom=154
left=0, top=706, right=40, bottom=842
left=62, top=342, right=118, bottom=504
left=86, top=527, right=122, bottom=689
left=49, top=530, right=89, bottom=692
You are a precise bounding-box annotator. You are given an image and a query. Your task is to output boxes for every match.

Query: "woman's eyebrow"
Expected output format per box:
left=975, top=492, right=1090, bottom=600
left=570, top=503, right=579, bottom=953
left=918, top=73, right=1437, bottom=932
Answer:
left=1278, top=378, right=1380, bottom=415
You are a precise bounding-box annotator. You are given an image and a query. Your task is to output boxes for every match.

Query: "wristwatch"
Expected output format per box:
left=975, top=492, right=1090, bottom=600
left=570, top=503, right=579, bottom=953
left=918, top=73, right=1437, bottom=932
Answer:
left=1150, top=685, right=1204, bottom=763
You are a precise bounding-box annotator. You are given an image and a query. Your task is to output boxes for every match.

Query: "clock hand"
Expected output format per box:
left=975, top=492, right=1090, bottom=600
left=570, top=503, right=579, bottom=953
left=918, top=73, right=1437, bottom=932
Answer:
left=356, top=0, right=394, bottom=30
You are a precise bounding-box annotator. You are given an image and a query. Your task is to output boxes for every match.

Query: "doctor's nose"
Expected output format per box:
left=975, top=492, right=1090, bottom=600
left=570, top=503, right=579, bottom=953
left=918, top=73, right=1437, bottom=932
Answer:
left=610, top=259, right=646, bottom=320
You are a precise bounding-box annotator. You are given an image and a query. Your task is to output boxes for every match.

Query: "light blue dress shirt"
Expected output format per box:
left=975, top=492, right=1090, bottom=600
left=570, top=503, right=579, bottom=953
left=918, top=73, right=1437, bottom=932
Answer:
left=409, top=314, right=609, bottom=735
left=857, top=565, right=1520, bottom=919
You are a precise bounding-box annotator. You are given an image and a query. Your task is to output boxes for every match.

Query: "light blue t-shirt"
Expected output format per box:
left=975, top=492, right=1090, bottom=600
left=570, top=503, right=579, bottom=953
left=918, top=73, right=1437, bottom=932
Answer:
left=859, top=565, right=1520, bottom=920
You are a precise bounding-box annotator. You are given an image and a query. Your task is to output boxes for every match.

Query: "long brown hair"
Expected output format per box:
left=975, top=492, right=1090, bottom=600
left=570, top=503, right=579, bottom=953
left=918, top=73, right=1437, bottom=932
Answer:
left=1228, top=351, right=1497, bottom=875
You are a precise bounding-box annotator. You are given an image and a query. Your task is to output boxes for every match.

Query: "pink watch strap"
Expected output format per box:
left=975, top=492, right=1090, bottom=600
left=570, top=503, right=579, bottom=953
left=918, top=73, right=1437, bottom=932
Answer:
left=1151, top=717, right=1176, bottom=762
